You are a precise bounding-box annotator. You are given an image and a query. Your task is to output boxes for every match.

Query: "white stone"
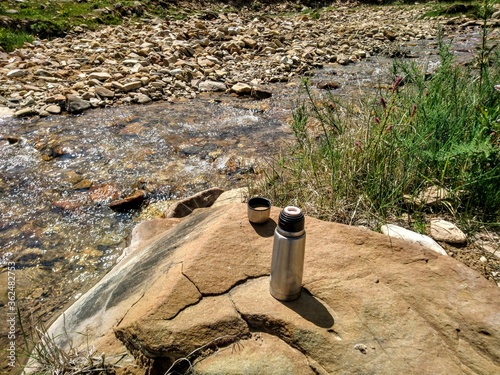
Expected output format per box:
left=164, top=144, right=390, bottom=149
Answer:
left=7, top=69, right=28, bottom=78
left=381, top=224, right=447, bottom=256
left=89, top=72, right=111, bottom=81
left=199, top=80, right=227, bottom=92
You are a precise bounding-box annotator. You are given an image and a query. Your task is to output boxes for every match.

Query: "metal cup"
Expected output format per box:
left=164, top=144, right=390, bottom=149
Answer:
left=247, top=197, right=272, bottom=224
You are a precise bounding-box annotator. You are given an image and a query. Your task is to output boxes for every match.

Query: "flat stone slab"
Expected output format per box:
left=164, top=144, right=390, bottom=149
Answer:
left=42, top=203, right=500, bottom=375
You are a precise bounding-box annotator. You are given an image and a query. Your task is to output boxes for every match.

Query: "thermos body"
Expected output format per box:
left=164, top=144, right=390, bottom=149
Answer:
left=270, top=206, right=306, bottom=301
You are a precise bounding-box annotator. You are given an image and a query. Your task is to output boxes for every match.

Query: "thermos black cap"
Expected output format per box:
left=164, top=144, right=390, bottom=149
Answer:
left=278, top=206, right=305, bottom=233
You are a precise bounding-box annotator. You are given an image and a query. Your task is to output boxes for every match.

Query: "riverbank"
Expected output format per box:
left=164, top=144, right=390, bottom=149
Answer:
left=1, top=2, right=494, bottom=118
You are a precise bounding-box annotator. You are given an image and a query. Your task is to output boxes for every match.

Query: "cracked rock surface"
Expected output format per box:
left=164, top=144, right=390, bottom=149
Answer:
left=43, top=203, right=500, bottom=375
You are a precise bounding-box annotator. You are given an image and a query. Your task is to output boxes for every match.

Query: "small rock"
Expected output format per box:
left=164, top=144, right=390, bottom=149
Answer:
left=231, top=82, right=252, bottom=95
left=7, top=69, right=28, bottom=78
left=418, top=186, right=450, bottom=206
left=66, top=94, right=91, bottom=114
left=199, top=80, right=227, bottom=92
left=251, top=86, right=272, bottom=99
left=317, top=81, right=341, bottom=90
left=90, top=184, right=121, bottom=203
left=122, top=81, right=142, bottom=92
left=381, top=224, right=447, bottom=256
left=14, top=107, right=38, bottom=117
left=52, top=198, right=86, bottom=211
left=109, top=190, right=147, bottom=211
left=89, top=72, right=112, bottom=81
left=45, top=105, right=61, bottom=114
left=135, top=93, right=152, bottom=104
left=430, top=219, right=467, bottom=244
left=95, top=86, right=115, bottom=98
left=73, top=179, right=93, bottom=190
left=480, top=256, right=488, bottom=263
left=34, top=69, right=54, bottom=77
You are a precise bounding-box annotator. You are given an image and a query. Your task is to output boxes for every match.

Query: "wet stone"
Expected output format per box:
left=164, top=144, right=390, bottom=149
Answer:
left=45, top=105, right=61, bottom=114
left=15, top=107, right=38, bottom=117
left=109, top=190, right=147, bottom=211
left=66, top=94, right=91, bottom=114
left=317, top=81, right=341, bottom=90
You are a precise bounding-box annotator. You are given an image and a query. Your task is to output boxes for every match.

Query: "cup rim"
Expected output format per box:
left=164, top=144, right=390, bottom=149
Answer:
left=247, top=196, right=272, bottom=210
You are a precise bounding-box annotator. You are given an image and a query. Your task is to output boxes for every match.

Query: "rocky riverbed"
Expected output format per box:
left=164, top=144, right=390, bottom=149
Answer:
left=1, top=3, right=499, bottom=118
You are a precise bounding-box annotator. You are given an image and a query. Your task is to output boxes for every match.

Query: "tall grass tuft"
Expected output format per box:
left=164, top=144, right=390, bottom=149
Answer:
left=255, top=17, right=499, bottom=231
left=18, top=310, right=122, bottom=374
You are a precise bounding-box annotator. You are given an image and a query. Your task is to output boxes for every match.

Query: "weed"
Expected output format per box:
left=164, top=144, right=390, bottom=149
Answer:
left=18, top=310, right=123, bottom=374
left=254, top=1, right=500, bottom=233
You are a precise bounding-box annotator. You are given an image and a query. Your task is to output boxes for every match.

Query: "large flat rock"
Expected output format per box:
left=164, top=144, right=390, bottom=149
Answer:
left=43, top=203, right=500, bottom=375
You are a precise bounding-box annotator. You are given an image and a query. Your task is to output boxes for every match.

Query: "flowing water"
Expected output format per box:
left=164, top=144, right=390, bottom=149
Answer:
left=0, top=30, right=484, bottom=324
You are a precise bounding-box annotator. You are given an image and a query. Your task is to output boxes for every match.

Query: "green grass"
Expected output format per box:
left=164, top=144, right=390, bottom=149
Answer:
left=253, top=22, right=500, bottom=232
left=0, top=0, right=180, bottom=41
left=0, top=28, right=33, bottom=52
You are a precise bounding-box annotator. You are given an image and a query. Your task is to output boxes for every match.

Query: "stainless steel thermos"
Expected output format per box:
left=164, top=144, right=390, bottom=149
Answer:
left=270, top=206, right=306, bottom=301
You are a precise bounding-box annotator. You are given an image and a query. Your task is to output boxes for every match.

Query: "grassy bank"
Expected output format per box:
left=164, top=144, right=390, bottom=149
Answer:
left=0, top=0, right=184, bottom=51
left=253, top=7, right=500, bottom=233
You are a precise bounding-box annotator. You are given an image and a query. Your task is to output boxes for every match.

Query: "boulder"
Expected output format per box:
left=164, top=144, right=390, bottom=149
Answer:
left=41, top=203, right=500, bottom=375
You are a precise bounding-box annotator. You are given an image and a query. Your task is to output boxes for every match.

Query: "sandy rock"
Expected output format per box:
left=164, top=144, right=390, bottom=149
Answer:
left=231, top=82, right=252, bottom=95
left=194, top=332, right=315, bottom=375
left=430, top=219, right=467, bottom=244
left=381, top=223, right=447, bottom=256
left=212, top=187, right=248, bottom=207
left=43, top=204, right=500, bottom=375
